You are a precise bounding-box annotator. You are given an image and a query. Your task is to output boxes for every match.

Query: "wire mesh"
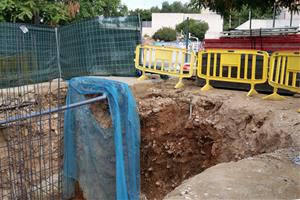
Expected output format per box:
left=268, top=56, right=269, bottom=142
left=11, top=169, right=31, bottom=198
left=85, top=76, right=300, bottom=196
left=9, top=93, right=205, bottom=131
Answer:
left=0, top=15, right=141, bottom=200
left=59, top=16, right=141, bottom=79
left=0, top=22, right=64, bottom=200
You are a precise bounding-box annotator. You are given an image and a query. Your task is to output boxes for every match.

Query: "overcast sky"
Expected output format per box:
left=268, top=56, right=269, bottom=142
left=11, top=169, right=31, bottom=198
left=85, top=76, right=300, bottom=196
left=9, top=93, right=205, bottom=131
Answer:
left=122, top=0, right=190, bottom=10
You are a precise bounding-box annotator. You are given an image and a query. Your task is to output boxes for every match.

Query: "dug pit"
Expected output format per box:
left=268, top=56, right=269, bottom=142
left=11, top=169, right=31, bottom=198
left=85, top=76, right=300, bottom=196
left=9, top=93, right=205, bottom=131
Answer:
left=85, top=78, right=300, bottom=200
left=2, top=78, right=299, bottom=200
left=132, top=79, right=300, bottom=200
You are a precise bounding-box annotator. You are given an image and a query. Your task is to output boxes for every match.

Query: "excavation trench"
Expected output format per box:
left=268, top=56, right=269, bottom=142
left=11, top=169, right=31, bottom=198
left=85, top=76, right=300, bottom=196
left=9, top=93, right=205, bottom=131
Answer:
left=87, top=79, right=299, bottom=200
left=1, top=79, right=299, bottom=200
left=132, top=80, right=299, bottom=200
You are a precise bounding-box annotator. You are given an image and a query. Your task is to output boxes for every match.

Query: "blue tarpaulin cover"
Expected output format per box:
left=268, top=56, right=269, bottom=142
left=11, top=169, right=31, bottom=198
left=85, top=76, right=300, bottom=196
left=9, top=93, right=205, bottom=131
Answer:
left=63, top=77, right=140, bottom=200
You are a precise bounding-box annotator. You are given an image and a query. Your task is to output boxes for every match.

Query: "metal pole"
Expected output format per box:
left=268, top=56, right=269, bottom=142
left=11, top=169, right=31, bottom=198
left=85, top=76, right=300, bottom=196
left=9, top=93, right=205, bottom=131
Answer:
left=249, top=8, right=252, bottom=31
left=0, top=94, right=107, bottom=125
left=290, top=10, right=293, bottom=27
left=55, top=28, right=62, bottom=79
left=185, top=17, right=190, bottom=62
left=138, top=13, right=143, bottom=44
left=272, top=3, right=276, bottom=28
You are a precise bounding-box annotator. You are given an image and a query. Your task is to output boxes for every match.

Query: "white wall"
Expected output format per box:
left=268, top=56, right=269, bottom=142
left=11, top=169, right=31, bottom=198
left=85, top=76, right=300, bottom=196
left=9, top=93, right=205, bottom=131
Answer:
left=277, top=8, right=300, bottom=20
left=236, top=19, right=300, bottom=30
left=142, top=10, right=223, bottom=39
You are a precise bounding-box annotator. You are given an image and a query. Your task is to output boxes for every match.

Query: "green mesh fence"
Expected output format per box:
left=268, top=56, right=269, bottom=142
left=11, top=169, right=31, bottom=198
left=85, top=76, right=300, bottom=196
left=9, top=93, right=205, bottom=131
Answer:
left=0, top=16, right=141, bottom=88
left=0, top=23, right=58, bottom=88
left=59, top=16, right=141, bottom=79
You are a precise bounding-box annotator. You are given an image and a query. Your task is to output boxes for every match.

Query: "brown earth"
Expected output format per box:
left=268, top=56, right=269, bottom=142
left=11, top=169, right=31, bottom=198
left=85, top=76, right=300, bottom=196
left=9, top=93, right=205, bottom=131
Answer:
left=1, top=78, right=299, bottom=200
left=132, top=79, right=300, bottom=200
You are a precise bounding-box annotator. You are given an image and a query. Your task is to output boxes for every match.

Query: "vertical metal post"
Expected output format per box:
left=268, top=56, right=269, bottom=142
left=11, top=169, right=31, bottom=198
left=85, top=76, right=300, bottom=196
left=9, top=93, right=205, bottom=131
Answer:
left=249, top=8, right=252, bottom=31
left=290, top=10, right=293, bottom=27
left=185, top=17, right=189, bottom=62
left=273, top=3, right=276, bottom=28
left=138, top=13, right=142, bottom=44
left=55, top=28, right=62, bottom=79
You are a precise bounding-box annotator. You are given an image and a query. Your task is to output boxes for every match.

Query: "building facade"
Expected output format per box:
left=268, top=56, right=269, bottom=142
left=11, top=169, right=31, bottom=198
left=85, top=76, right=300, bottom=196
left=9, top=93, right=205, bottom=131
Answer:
left=142, top=9, right=223, bottom=39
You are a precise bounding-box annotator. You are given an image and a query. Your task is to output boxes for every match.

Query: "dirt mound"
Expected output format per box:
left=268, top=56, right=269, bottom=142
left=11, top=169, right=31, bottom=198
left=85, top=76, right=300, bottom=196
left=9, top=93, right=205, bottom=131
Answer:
left=164, top=148, right=300, bottom=200
left=133, top=79, right=300, bottom=200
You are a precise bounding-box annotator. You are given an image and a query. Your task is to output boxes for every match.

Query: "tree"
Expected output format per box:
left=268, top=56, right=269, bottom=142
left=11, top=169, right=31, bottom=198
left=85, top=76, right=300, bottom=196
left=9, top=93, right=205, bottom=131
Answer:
left=129, top=9, right=152, bottom=21
left=176, top=19, right=209, bottom=40
left=223, top=5, right=274, bottom=30
left=153, top=27, right=177, bottom=41
left=0, top=0, right=129, bottom=25
left=189, top=0, right=299, bottom=17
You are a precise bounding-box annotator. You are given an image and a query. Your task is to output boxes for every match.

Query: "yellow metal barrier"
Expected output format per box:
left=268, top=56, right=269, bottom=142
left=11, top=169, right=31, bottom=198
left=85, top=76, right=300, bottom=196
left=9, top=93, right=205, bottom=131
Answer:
left=135, top=45, right=196, bottom=88
left=197, top=49, right=269, bottom=96
left=263, top=51, right=300, bottom=104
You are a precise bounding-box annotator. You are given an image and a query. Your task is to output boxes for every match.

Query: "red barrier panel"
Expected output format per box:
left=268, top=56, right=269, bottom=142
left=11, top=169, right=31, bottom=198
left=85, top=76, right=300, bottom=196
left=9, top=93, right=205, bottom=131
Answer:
left=204, top=34, right=300, bottom=52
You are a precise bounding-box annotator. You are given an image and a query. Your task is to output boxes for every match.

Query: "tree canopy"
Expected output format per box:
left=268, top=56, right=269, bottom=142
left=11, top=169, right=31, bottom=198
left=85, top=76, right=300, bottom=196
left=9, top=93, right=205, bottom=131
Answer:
left=176, top=19, right=209, bottom=40
left=0, top=0, right=128, bottom=25
left=189, top=0, right=299, bottom=17
left=130, top=1, right=198, bottom=21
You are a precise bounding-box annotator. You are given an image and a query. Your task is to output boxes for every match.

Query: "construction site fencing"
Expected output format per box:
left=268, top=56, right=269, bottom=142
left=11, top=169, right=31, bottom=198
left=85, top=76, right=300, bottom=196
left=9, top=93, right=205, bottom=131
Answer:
left=135, top=45, right=196, bottom=88
left=263, top=51, right=300, bottom=102
left=0, top=15, right=140, bottom=89
left=197, top=49, right=269, bottom=96
left=0, top=15, right=141, bottom=200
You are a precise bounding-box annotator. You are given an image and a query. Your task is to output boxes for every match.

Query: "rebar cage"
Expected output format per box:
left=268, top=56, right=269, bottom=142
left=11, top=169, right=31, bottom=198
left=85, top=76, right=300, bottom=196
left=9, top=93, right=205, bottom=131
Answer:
left=0, top=23, right=65, bottom=199
left=0, top=15, right=141, bottom=200
left=0, top=81, right=65, bottom=200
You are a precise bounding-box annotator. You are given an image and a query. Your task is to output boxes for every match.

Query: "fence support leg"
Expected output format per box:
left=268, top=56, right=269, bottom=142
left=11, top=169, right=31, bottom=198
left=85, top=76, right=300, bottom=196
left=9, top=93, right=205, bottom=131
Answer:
left=247, top=84, right=258, bottom=97
left=137, top=71, right=148, bottom=81
left=263, top=88, right=286, bottom=100
left=201, top=80, right=213, bottom=91
left=175, top=78, right=184, bottom=89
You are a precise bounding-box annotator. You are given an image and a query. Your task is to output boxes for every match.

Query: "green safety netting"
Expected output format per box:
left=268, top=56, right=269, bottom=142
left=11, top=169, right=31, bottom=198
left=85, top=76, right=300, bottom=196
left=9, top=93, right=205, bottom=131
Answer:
left=0, top=23, right=58, bottom=88
left=59, top=16, right=141, bottom=79
left=0, top=15, right=141, bottom=88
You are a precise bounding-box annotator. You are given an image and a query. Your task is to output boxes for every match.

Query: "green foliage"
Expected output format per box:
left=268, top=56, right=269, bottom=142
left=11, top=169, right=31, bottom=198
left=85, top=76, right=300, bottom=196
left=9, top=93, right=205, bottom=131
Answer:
left=189, top=0, right=299, bottom=17
left=160, top=1, right=198, bottom=13
left=129, top=9, right=152, bottom=21
left=72, top=0, right=127, bottom=19
left=176, top=19, right=209, bottom=40
left=0, top=0, right=128, bottom=25
left=130, top=1, right=199, bottom=21
left=41, top=2, right=70, bottom=25
left=223, top=5, right=274, bottom=30
left=152, top=27, right=177, bottom=41
left=0, top=0, right=69, bottom=25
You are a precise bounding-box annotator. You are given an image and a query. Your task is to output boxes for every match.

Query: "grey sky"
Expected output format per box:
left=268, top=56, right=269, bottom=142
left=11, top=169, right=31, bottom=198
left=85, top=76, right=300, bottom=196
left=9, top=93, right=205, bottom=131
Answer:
left=122, top=0, right=190, bottom=10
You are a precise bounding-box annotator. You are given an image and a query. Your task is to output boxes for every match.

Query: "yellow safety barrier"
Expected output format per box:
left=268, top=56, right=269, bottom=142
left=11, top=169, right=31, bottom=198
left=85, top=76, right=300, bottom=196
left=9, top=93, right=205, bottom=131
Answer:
left=197, top=49, right=269, bottom=96
left=135, top=45, right=196, bottom=88
left=263, top=51, right=300, bottom=104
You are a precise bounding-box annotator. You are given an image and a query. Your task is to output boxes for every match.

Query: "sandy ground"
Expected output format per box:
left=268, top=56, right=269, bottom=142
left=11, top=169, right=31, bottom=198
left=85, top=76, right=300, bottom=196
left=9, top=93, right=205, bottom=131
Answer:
left=164, top=148, right=300, bottom=200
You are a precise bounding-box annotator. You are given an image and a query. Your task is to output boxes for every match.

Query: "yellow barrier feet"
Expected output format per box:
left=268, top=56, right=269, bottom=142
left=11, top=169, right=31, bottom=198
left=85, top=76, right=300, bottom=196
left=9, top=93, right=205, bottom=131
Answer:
left=137, top=74, right=148, bottom=81
left=247, top=88, right=258, bottom=97
left=298, top=108, right=300, bottom=113
left=201, top=83, right=214, bottom=92
left=174, top=79, right=184, bottom=89
left=263, top=92, right=286, bottom=101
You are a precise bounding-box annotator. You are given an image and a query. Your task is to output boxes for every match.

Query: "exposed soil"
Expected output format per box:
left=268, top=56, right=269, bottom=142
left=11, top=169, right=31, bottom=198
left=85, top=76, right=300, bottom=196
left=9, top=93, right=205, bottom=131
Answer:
left=132, top=79, right=300, bottom=200
left=1, top=77, right=299, bottom=200
left=0, top=80, right=67, bottom=199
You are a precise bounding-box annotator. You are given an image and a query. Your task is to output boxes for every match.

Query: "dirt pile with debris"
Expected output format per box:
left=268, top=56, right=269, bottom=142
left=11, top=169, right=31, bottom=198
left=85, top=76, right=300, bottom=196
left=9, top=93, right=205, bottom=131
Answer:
left=133, top=79, right=300, bottom=200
